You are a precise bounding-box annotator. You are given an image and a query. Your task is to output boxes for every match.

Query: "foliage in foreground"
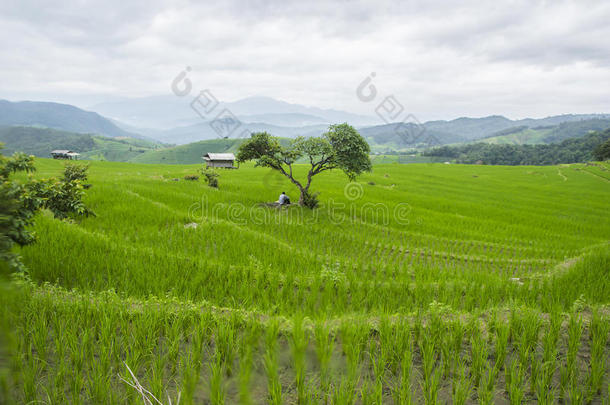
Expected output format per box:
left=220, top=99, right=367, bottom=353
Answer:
left=0, top=147, right=93, bottom=271
left=1, top=278, right=608, bottom=404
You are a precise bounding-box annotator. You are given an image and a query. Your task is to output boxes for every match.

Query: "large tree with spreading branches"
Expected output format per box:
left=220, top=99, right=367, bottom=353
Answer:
left=237, top=123, right=372, bottom=207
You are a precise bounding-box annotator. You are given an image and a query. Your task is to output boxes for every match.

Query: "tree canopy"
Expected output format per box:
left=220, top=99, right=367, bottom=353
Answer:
left=592, top=138, right=610, bottom=161
left=237, top=123, right=371, bottom=206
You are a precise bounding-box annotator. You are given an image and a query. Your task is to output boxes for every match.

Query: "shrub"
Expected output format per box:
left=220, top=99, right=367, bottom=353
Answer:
left=200, top=169, right=219, bottom=188
left=302, top=191, right=319, bottom=209
left=0, top=150, right=93, bottom=271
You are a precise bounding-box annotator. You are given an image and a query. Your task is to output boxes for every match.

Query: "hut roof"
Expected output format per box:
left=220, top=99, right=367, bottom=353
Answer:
left=203, top=153, right=236, bottom=161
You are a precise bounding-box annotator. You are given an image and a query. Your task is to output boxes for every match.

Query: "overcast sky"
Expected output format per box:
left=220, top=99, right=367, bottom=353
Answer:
left=1, top=0, right=609, bottom=120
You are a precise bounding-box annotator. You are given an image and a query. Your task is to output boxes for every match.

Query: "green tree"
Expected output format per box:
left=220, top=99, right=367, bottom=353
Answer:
left=592, top=138, right=610, bottom=161
left=237, top=123, right=372, bottom=207
left=1, top=145, right=93, bottom=272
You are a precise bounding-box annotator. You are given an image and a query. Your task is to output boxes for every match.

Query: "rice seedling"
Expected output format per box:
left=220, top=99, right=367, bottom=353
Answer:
left=469, top=324, right=487, bottom=388
left=209, top=353, right=226, bottom=405
left=340, top=319, right=367, bottom=381
left=534, top=360, right=557, bottom=405
left=391, top=337, right=414, bottom=405
left=587, top=310, right=610, bottom=400
left=478, top=363, right=497, bottom=405
left=237, top=321, right=259, bottom=405
left=452, top=359, right=472, bottom=405
left=313, top=320, right=334, bottom=396
left=565, top=313, right=585, bottom=389
left=215, top=318, right=237, bottom=376
left=263, top=320, right=282, bottom=405
left=419, top=335, right=442, bottom=405
left=178, top=352, right=199, bottom=405
left=290, top=314, right=308, bottom=404
left=568, top=379, right=586, bottom=405
left=506, top=360, right=526, bottom=405
left=331, top=376, right=357, bottom=405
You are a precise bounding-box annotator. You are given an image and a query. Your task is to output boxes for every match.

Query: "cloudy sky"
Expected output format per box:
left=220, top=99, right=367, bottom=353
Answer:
left=1, top=0, right=609, bottom=120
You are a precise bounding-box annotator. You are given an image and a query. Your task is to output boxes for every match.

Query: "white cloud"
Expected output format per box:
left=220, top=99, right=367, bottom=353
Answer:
left=0, top=0, right=609, bottom=120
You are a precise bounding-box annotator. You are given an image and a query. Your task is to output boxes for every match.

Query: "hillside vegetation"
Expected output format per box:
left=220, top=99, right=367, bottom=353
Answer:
left=1, top=158, right=609, bottom=404
left=131, top=138, right=243, bottom=164
left=480, top=119, right=610, bottom=145
left=424, top=129, right=610, bottom=165
left=0, top=126, right=161, bottom=162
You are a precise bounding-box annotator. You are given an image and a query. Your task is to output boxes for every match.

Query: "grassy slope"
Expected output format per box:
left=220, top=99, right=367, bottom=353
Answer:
left=79, top=136, right=160, bottom=162
left=480, top=127, right=552, bottom=145
left=2, top=159, right=609, bottom=403
left=0, top=125, right=161, bottom=161
left=481, top=119, right=610, bottom=145
left=130, top=138, right=242, bottom=164
left=370, top=154, right=450, bottom=164
left=130, top=137, right=294, bottom=164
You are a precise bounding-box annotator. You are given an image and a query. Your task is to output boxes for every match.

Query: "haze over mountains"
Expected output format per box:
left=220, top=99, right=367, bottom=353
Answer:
left=1, top=98, right=610, bottom=154
left=91, top=95, right=379, bottom=130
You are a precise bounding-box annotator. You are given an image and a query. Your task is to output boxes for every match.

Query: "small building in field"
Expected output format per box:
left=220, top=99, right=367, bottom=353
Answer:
left=203, top=153, right=237, bottom=169
left=51, top=150, right=81, bottom=160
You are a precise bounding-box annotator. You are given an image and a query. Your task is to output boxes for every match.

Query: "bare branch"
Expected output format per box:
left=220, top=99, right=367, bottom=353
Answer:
left=119, top=362, right=180, bottom=405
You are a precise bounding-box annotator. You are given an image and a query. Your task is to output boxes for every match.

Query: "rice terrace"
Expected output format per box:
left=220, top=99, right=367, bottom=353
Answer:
left=1, top=153, right=609, bottom=404
left=2, top=1, right=610, bottom=404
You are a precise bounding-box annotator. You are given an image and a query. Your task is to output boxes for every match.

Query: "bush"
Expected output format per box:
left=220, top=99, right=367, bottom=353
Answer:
left=64, top=162, right=92, bottom=189
left=184, top=175, right=199, bottom=181
left=302, top=191, right=319, bottom=209
left=0, top=149, right=93, bottom=272
left=200, top=169, right=219, bottom=188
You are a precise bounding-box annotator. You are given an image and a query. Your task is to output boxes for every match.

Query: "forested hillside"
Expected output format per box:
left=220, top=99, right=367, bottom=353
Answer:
left=0, top=126, right=160, bottom=161
left=423, top=129, right=610, bottom=165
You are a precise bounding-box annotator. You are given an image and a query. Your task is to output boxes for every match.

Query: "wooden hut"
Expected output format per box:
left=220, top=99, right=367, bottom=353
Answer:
left=203, top=153, right=237, bottom=168
left=51, top=150, right=81, bottom=160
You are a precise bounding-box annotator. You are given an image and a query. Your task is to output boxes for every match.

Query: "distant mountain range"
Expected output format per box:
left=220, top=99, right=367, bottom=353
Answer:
left=3, top=122, right=609, bottom=166
left=91, top=95, right=378, bottom=129
left=2, top=97, right=610, bottom=154
left=0, top=100, right=143, bottom=139
left=136, top=120, right=329, bottom=145
left=360, top=114, right=610, bottom=151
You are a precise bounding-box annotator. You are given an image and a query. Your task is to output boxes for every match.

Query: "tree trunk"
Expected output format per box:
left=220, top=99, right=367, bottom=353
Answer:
left=298, top=172, right=313, bottom=206
left=277, top=165, right=312, bottom=206
left=298, top=186, right=307, bottom=206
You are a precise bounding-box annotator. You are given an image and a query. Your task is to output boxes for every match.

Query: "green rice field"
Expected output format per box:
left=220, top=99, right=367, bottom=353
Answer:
left=1, top=158, right=609, bottom=404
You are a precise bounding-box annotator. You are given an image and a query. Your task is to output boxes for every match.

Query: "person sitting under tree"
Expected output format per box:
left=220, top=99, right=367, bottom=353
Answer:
left=278, top=191, right=291, bottom=205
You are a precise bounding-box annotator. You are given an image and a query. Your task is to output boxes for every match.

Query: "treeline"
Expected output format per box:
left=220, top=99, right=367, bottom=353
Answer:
left=423, top=129, right=610, bottom=165
left=0, top=126, right=96, bottom=156
left=543, top=118, right=610, bottom=143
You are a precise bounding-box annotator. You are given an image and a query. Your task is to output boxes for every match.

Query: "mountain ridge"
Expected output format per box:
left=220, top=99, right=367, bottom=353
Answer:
left=0, top=99, right=147, bottom=139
